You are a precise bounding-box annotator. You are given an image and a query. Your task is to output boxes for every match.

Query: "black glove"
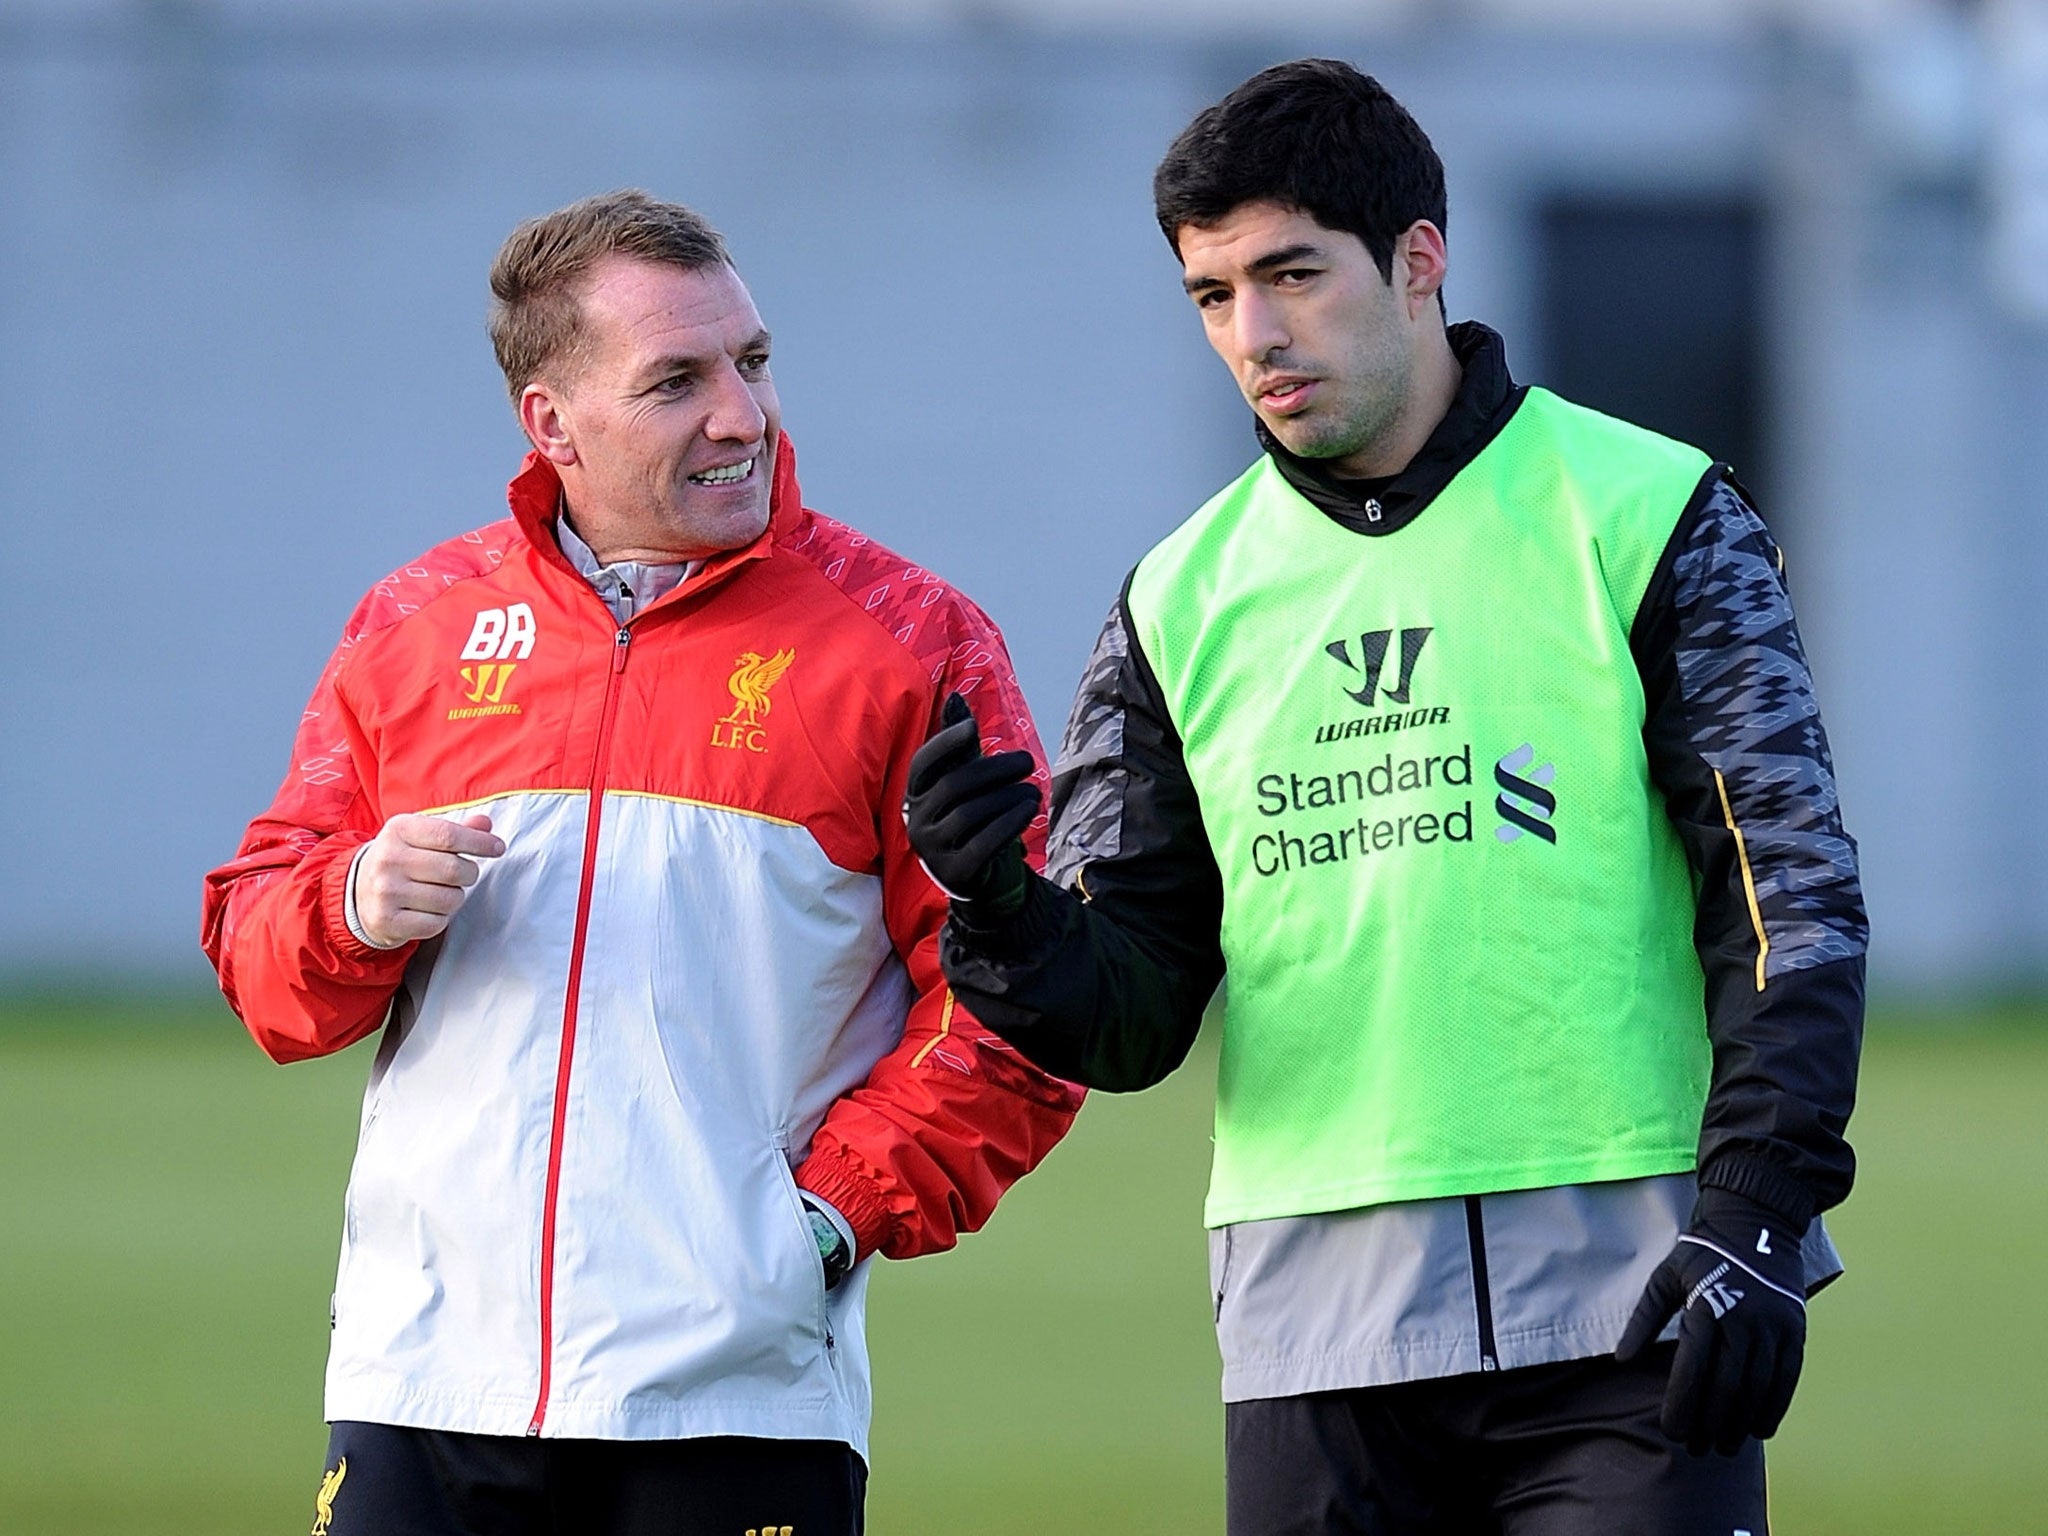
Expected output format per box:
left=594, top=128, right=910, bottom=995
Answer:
left=903, top=692, right=1041, bottom=919
left=1616, top=1187, right=1809, bottom=1456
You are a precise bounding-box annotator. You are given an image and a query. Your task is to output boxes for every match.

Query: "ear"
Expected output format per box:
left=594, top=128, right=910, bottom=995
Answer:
left=518, top=381, right=578, bottom=467
left=1397, top=221, right=1448, bottom=320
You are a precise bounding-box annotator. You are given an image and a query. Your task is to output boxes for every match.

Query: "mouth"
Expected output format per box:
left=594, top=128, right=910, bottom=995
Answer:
left=1254, top=377, right=1319, bottom=414
left=687, top=455, right=757, bottom=487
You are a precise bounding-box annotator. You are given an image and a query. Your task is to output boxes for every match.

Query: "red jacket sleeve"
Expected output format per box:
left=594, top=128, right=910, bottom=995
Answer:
left=200, top=613, right=414, bottom=1064
left=795, top=602, right=1085, bottom=1261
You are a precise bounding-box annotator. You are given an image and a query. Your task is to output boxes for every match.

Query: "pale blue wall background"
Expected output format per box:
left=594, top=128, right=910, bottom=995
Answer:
left=3, top=2, right=2042, bottom=993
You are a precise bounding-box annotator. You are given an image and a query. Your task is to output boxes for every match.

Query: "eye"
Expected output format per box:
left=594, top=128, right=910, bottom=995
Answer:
left=1274, top=268, right=1318, bottom=287
left=654, top=373, right=693, bottom=394
left=1193, top=288, right=1229, bottom=310
left=738, top=352, right=771, bottom=376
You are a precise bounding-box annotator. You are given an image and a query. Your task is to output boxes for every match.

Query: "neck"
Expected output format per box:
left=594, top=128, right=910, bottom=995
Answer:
left=1331, top=325, right=1461, bottom=481
left=558, top=503, right=696, bottom=567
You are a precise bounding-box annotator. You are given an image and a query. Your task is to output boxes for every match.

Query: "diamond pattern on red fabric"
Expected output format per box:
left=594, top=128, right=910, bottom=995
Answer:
left=344, top=518, right=521, bottom=651
left=781, top=509, right=1050, bottom=837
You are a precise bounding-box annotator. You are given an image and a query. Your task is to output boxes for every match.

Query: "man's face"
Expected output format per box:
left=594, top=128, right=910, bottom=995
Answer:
left=1178, top=202, right=1424, bottom=476
left=533, top=256, right=780, bottom=560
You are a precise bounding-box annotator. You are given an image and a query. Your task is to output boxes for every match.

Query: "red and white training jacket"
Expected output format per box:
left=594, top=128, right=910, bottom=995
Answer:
left=201, top=438, right=1083, bottom=1450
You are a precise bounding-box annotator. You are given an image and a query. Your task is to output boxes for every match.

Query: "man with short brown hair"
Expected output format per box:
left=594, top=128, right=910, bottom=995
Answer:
left=486, top=188, right=731, bottom=401
left=203, top=190, right=1080, bottom=1535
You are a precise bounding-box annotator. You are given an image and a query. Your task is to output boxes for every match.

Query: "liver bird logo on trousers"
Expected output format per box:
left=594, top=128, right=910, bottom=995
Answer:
left=712, top=648, right=796, bottom=753
left=310, top=1457, right=346, bottom=1536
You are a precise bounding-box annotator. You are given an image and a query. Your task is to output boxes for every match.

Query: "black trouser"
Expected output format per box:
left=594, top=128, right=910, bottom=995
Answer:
left=1225, top=1347, right=1767, bottom=1536
left=312, top=1422, right=866, bottom=1536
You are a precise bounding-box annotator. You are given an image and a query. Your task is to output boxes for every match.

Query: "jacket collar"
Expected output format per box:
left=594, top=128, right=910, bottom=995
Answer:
left=1258, top=321, right=1527, bottom=537
left=506, top=432, right=805, bottom=610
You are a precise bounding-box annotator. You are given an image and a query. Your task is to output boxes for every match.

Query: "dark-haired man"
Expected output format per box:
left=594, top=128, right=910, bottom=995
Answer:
left=202, top=190, right=1080, bottom=1535
left=908, top=60, right=1865, bottom=1533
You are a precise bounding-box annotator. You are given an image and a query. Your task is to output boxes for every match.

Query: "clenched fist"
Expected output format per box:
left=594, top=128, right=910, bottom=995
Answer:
left=350, top=812, right=506, bottom=949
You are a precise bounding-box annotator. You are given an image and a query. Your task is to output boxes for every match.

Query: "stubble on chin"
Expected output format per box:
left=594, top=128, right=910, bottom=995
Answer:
left=1272, top=386, right=1402, bottom=467
left=1262, top=408, right=1360, bottom=463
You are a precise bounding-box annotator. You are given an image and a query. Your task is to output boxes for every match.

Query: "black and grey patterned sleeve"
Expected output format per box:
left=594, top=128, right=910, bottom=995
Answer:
left=1045, top=601, right=1136, bottom=887
left=939, top=587, right=1226, bottom=1092
left=1634, top=473, right=1867, bottom=1225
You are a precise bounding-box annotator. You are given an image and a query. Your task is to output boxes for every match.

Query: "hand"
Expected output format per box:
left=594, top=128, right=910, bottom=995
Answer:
left=903, top=692, right=1040, bottom=917
left=1616, top=1188, right=1808, bottom=1456
left=352, top=813, right=506, bottom=949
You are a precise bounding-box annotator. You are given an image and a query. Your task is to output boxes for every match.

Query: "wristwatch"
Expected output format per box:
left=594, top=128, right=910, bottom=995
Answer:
left=804, top=1203, right=855, bottom=1289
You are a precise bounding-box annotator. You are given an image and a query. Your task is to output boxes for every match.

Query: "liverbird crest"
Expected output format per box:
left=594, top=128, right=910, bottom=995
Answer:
left=311, top=1457, right=347, bottom=1536
left=721, top=648, right=797, bottom=728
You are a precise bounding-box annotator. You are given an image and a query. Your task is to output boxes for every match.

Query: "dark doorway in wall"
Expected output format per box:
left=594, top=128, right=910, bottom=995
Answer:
left=1537, top=196, right=1772, bottom=520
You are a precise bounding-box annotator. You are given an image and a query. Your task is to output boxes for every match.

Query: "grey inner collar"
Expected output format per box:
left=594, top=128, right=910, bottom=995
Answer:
left=556, top=512, right=694, bottom=622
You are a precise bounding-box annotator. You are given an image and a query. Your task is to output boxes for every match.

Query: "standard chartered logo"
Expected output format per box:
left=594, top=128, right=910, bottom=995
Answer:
left=1250, top=746, right=1475, bottom=876
left=1244, top=740, right=1563, bottom=876
left=1493, top=744, right=1558, bottom=844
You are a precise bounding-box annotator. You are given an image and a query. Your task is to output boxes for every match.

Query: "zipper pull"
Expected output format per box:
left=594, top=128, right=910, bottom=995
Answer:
left=1363, top=497, right=1384, bottom=523
left=612, top=627, right=631, bottom=673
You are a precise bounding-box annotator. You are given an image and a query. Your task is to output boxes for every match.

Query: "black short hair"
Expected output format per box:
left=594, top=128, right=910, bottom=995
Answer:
left=1153, top=59, right=1447, bottom=283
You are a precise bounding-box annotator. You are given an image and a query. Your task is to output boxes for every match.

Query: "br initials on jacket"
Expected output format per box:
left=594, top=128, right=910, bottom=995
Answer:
left=451, top=603, right=537, bottom=720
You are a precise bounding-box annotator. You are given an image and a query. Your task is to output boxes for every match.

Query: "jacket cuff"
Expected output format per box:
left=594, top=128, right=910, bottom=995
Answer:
left=1698, top=1151, right=1817, bottom=1229
left=799, top=1192, right=857, bottom=1260
left=794, top=1145, right=894, bottom=1261
left=321, top=837, right=402, bottom=964
left=944, top=871, right=1063, bottom=962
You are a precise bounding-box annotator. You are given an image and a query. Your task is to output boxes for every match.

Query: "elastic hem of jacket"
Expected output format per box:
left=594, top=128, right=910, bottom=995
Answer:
left=1219, top=1305, right=1642, bottom=1402
left=1697, top=1151, right=1817, bottom=1228
left=794, top=1144, right=894, bottom=1261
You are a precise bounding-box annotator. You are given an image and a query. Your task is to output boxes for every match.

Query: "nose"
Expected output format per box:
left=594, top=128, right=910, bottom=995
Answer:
left=703, top=360, right=768, bottom=444
left=1231, top=290, right=1290, bottom=366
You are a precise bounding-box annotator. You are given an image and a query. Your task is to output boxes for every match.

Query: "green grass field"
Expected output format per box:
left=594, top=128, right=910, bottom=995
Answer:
left=1, top=996, right=2041, bottom=1534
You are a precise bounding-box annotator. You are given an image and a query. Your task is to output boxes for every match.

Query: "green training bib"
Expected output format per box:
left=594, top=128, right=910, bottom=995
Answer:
left=1126, top=389, right=1714, bottom=1227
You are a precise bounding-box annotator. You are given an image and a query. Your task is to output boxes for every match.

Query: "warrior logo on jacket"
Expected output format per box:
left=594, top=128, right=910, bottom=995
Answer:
left=713, top=648, right=796, bottom=753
